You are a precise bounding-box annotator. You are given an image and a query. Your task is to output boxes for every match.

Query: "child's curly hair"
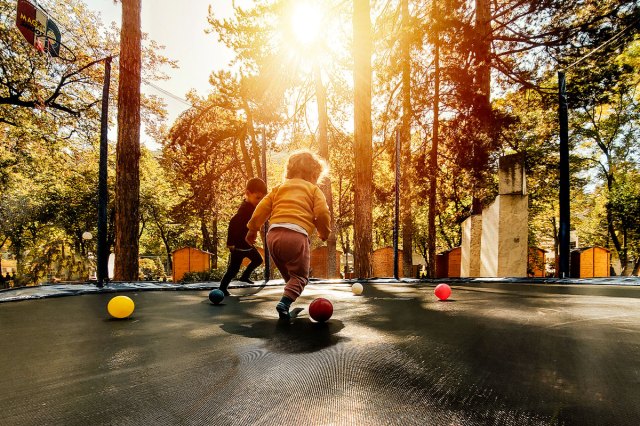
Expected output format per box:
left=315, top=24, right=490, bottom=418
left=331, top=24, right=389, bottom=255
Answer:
left=284, top=149, right=329, bottom=184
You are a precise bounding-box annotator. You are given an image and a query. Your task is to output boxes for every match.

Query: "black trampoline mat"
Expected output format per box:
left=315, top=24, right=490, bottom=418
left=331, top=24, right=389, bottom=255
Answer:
left=1, top=281, right=640, bottom=425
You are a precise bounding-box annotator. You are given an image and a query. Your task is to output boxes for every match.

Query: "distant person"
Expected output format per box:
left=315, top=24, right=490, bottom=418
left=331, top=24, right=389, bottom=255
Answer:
left=246, top=150, right=331, bottom=319
left=219, top=177, right=268, bottom=296
left=0, top=273, right=5, bottom=289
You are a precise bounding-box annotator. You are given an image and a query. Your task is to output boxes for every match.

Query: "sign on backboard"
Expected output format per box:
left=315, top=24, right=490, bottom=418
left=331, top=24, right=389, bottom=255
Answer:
left=16, top=0, right=61, bottom=57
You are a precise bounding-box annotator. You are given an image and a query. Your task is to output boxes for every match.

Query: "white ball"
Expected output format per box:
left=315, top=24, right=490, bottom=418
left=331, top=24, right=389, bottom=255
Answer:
left=352, top=282, right=363, bottom=295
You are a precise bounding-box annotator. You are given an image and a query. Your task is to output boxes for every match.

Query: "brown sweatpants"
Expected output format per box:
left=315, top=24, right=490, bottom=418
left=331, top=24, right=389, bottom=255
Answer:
left=267, top=227, right=310, bottom=301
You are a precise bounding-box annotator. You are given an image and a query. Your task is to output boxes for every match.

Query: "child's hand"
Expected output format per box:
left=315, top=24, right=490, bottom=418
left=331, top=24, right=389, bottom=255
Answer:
left=245, top=230, right=257, bottom=246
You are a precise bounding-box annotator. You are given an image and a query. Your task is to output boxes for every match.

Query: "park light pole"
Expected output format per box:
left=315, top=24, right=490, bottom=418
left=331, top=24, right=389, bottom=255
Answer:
left=558, top=70, right=570, bottom=278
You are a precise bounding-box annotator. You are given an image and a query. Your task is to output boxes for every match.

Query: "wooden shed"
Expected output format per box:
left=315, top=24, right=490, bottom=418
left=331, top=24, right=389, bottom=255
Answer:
left=372, top=247, right=404, bottom=278
left=528, top=247, right=547, bottom=278
left=172, top=247, right=213, bottom=282
left=1, top=258, right=16, bottom=276
left=436, top=247, right=461, bottom=278
left=571, top=246, right=610, bottom=278
left=310, top=246, right=342, bottom=278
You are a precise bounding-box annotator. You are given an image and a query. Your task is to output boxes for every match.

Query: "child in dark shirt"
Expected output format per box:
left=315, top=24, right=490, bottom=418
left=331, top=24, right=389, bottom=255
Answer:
left=219, top=178, right=268, bottom=296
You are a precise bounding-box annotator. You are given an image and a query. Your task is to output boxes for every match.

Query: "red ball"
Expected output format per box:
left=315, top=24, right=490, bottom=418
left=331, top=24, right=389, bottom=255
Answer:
left=309, top=298, right=333, bottom=322
left=434, top=283, right=452, bottom=301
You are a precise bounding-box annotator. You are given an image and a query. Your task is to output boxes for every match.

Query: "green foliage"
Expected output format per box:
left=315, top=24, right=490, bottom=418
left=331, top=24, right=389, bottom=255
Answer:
left=138, top=257, right=166, bottom=280
left=162, top=95, right=248, bottom=261
left=0, top=0, right=173, bottom=282
left=3, top=0, right=640, bottom=280
left=608, top=173, right=640, bottom=264
left=180, top=269, right=226, bottom=283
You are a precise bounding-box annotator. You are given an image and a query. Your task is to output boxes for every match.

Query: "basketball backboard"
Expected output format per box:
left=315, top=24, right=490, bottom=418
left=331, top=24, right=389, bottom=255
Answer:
left=16, top=0, right=61, bottom=57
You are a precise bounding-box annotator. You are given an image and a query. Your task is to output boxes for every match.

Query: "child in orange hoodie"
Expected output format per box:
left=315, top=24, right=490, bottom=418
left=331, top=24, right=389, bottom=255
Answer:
left=245, top=150, right=331, bottom=319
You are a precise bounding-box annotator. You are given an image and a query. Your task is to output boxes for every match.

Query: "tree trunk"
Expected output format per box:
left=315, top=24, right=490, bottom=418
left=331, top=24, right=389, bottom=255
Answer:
left=472, top=0, right=492, bottom=214
left=159, top=229, right=173, bottom=273
left=201, top=211, right=214, bottom=254
left=0, top=236, right=6, bottom=274
left=475, top=0, right=491, bottom=104
left=242, top=98, right=263, bottom=178
left=603, top=160, right=626, bottom=272
left=609, top=213, right=625, bottom=274
left=428, top=4, right=440, bottom=278
left=353, top=0, right=373, bottom=278
left=211, top=216, right=218, bottom=269
left=400, top=0, right=414, bottom=278
left=632, top=257, right=640, bottom=276
left=237, top=126, right=254, bottom=177
left=551, top=215, right=559, bottom=277
left=314, top=65, right=337, bottom=278
left=114, top=0, right=141, bottom=281
left=14, top=240, right=24, bottom=284
left=149, top=205, right=173, bottom=273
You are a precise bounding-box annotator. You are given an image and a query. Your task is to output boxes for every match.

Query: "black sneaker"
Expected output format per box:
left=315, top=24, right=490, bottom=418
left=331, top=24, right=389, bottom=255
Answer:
left=239, top=278, right=254, bottom=284
left=276, top=302, right=290, bottom=320
left=220, top=289, right=231, bottom=297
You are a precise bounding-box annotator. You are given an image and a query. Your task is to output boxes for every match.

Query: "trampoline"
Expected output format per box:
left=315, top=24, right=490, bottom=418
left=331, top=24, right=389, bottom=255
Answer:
left=1, top=279, right=640, bottom=425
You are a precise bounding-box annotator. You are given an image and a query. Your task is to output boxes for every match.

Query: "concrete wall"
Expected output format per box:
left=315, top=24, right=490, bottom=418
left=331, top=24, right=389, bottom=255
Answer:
left=463, top=154, right=529, bottom=278
left=499, top=153, right=526, bottom=195
left=461, top=215, right=482, bottom=277
left=498, top=194, right=529, bottom=277
left=480, top=199, right=500, bottom=277
left=480, top=194, right=528, bottom=277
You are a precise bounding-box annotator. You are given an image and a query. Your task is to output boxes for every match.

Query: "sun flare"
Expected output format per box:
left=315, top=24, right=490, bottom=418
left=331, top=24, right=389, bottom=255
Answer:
left=290, top=3, right=323, bottom=46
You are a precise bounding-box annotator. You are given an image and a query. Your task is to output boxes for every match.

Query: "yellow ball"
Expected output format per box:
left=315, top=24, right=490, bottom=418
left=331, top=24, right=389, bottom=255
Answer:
left=107, top=295, right=135, bottom=319
left=352, top=282, right=364, bottom=295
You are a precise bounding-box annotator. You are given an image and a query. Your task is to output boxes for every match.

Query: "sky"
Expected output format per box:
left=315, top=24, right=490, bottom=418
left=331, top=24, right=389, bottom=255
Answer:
left=84, top=0, right=237, bottom=149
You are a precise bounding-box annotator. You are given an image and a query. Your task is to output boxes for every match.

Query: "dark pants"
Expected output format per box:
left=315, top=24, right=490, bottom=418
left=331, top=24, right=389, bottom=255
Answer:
left=267, top=227, right=310, bottom=301
left=220, top=247, right=263, bottom=291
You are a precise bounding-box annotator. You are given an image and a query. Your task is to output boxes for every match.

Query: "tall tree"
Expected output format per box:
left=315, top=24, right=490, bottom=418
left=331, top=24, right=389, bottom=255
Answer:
left=400, top=0, right=414, bottom=277
left=353, top=0, right=373, bottom=278
left=163, top=97, right=243, bottom=263
left=314, top=65, right=338, bottom=278
left=427, top=1, right=441, bottom=277
left=114, top=0, right=142, bottom=281
left=471, top=0, right=492, bottom=214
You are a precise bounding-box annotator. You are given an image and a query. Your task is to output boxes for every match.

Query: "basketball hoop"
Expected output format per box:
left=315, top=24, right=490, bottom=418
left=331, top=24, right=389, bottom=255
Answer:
left=15, top=0, right=76, bottom=62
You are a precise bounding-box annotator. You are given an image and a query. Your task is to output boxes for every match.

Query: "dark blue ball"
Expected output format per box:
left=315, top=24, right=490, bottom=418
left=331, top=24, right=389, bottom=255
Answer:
left=208, top=289, right=225, bottom=304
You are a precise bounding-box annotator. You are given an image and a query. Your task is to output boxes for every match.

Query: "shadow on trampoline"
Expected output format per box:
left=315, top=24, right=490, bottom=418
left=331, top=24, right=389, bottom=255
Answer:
left=220, top=317, right=346, bottom=353
left=342, top=282, right=640, bottom=425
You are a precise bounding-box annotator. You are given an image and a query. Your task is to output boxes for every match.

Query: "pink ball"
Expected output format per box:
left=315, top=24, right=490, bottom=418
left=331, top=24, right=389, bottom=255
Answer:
left=434, top=283, right=452, bottom=301
left=309, top=298, right=333, bottom=322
